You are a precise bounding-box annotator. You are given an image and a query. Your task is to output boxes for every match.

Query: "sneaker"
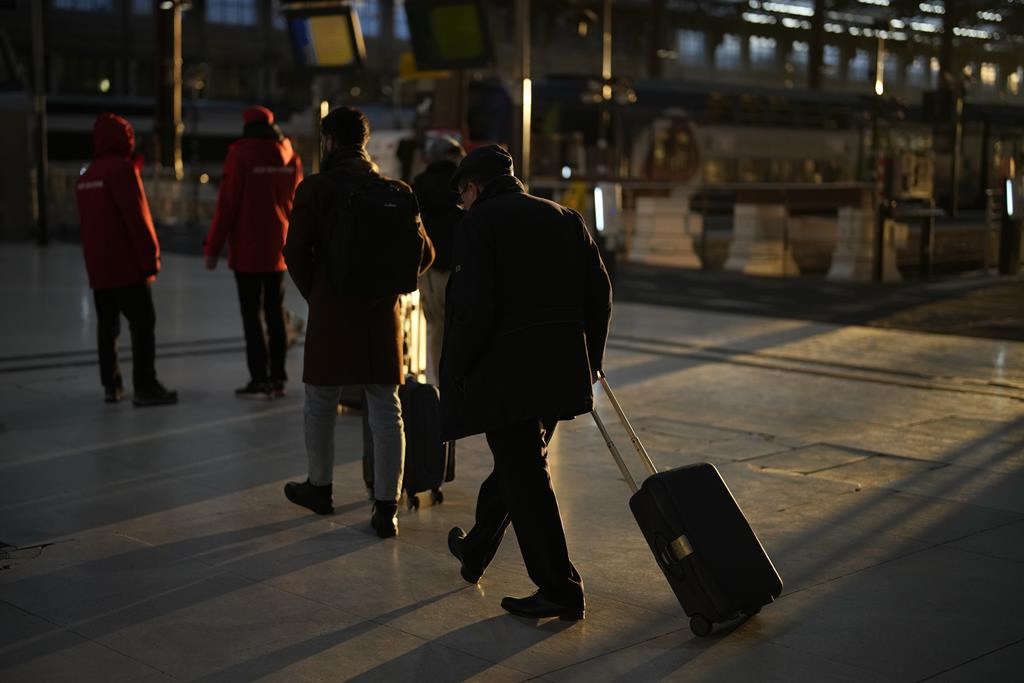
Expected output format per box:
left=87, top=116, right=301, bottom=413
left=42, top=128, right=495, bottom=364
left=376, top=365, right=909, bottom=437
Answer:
left=133, top=382, right=178, bottom=407
left=284, top=479, right=334, bottom=515
left=371, top=500, right=399, bottom=538
left=104, top=386, right=124, bottom=403
left=235, top=381, right=272, bottom=400
left=270, top=381, right=287, bottom=399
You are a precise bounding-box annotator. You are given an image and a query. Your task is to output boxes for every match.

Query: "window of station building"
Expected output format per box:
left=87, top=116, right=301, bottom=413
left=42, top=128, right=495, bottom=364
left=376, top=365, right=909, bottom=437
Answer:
left=749, top=36, right=776, bottom=70
left=979, top=63, right=998, bottom=87
left=51, top=54, right=116, bottom=94
left=848, top=48, right=870, bottom=82
left=1009, top=69, right=1022, bottom=97
left=789, top=41, right=809, bottom=73
left=271, top=0, right=286, bottom=30
left=715, top=34, right=742, bottom=71
left=206, top=0, right=257, bottom=26
left=676, top=30, right=704, bottom=67
left=132, top=0, right=151, bottom=14
left=906, top=56, right=930, bottom=87
left=823, top=45, right=840, bottom=78
left=395, top=0, right=410, bottom=41
left=53, top=0, right=113, bottom=11
left=351, top=0, right=380, bottom=37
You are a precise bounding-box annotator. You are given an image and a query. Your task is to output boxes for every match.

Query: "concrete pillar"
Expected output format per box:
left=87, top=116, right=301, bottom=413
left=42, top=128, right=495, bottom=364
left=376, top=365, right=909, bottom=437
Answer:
left=628, top=196, right=703, bottom=269
left=827, top=206, right=905, bottom=282
left=724, top=204, right=798, bottom=276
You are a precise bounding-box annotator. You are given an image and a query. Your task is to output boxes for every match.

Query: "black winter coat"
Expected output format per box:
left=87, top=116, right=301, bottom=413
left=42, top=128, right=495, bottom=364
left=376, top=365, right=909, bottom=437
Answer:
left=439, top=175, right=612, bottom=441
left=284, top=148, right=434, bottom=386
left=412, top=160, right=464, bottom=271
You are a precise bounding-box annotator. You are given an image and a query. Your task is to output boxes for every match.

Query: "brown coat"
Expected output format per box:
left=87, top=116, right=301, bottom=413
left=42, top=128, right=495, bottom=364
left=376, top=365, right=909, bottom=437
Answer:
left=283, top=149, right=434, bottom=386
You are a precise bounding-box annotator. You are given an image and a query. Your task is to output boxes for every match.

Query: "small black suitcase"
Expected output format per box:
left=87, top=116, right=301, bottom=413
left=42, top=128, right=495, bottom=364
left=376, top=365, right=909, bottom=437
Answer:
left=592, top=372, right=783, bottom=637
left=363, top=380, right=455, bottom=509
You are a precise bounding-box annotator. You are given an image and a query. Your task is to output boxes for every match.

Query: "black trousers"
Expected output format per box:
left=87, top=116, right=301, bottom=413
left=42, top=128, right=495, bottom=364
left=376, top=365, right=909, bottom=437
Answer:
left=93, top=283, right=158, bottom=392
left=463, top=417, right=584, bottom=607
left=234, top=271, right=287, bottom=384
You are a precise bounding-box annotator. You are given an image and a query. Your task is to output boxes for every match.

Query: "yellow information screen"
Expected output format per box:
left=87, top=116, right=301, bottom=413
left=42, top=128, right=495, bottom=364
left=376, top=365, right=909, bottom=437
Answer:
left=287, top=9, right=365, bottom=69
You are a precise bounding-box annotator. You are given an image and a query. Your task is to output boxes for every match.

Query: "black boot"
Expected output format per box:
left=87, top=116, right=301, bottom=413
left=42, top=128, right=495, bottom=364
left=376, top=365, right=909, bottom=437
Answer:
left=284, top=479, right=334, bottom=515
left=371, top=500, right=399, bottom=538
left=447, top=527, right=483, bottom=584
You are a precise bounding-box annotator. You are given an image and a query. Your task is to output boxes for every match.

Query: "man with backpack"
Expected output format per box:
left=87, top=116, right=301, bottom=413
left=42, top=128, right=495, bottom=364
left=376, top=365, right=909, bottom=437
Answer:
left=203, top=106, right=303, bottom=400
left=282, top=107, right=434, bottom=538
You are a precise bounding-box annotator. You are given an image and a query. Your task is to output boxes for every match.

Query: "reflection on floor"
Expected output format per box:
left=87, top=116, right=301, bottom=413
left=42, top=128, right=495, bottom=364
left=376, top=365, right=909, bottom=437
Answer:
left=2, top=244, right=1023, bottom=681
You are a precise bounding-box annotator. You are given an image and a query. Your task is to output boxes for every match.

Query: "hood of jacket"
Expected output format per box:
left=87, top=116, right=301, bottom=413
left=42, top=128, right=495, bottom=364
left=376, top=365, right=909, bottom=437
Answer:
left=231, top=133, right=298, bottom=166
left=93, top=112, right=135, bottom=159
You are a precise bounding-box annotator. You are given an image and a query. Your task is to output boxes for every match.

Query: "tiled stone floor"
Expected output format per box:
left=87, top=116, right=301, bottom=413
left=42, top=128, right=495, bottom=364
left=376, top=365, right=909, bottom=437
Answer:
left=1, top=244, right=1022, bottom=681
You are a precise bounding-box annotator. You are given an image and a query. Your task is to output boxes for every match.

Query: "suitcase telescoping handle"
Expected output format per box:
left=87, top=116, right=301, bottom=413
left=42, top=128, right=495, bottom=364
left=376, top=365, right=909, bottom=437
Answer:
left=590, top=370, right=658, bottom=494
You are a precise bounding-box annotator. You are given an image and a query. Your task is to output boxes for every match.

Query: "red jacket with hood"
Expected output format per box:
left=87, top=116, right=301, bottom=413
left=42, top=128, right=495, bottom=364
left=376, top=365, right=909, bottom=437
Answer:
left=203, top=107, right=303, bottom=273
left=76, top=113, right=160, bottom=290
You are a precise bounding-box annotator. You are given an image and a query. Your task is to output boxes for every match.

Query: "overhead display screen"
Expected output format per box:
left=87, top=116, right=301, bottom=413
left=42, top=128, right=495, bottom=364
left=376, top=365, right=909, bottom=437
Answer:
left=286, top=6, right=366, bottom=70
left=405, top=0, right=494, bottom=71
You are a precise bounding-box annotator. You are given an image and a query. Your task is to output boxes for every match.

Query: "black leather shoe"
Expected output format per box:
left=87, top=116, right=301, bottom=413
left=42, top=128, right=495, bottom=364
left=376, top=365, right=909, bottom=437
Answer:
left=371, top=500, right=399, bottom=538
left=500, top=591, right=585, bottom=621
left=447, top=527, right=482, bottom=584
left=133, top=382, right=178, bottom=407
left=284, top=479, right=334, bottom=515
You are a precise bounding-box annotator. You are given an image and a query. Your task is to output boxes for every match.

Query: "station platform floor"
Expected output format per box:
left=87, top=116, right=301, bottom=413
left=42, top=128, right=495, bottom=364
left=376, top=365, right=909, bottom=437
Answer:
left=1, top=243, right=1023, bottom=682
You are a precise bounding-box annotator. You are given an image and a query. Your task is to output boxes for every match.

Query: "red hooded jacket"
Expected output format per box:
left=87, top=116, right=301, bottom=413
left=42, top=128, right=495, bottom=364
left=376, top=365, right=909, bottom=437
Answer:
left=76, top=113, right=161, bottom=290
left=203, top=111, right=303, bottom=273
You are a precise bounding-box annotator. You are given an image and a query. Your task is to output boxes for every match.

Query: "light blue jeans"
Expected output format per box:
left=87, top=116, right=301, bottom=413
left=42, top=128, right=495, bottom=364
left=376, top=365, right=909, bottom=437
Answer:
left=304, top=383, right=405, bottom=502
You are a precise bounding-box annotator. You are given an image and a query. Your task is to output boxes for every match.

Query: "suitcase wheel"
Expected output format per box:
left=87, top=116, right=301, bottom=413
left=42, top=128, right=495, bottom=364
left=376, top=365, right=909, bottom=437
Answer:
left=407, top=494, right=421, bottom=510
left=689, top=615, right=713, bottom=638
left=431, top=488, right=444, bottom=505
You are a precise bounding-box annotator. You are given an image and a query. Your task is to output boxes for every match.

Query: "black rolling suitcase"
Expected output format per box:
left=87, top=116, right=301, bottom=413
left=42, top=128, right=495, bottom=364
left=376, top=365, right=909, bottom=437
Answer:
left=363, top=379, right=455, bottom=509
left=591, top=372, right=783, bottom=637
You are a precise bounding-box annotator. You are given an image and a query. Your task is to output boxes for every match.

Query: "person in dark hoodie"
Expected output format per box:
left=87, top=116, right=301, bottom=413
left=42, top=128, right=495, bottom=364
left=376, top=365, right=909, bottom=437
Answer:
left=204, top=106, right=304, bottom=400
left=412, top=136, right=465, bottom=385
left=76, top=113, right=178, bottom=407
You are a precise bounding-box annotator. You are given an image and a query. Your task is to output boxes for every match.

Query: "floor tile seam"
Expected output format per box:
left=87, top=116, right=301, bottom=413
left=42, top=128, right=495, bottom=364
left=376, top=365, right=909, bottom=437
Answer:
left=780, top=484, right=1024, bottom=523
left=244, top=579, right=542, bottom=678
left=753, top=638, right=891, bottom=678
left=786, top=533, right=1022, bottom=602
left=605, top=338, right=1024, bottom=403
left=610, top=332, right=947, bottom=382
left=362, top=618, right=541, bottom=679
left=0, top=597, right=181, bottom=680
left=0, top=403, right=305, bottom=470
left=525, top=625, right=692, bottom=680
left=0, top=437, right=304, bottom=515
left=914, top=633, right=1024, bottom=682
left=0, top=335, right=246, bottom=364
left=801, top=446, right=1024, bottom=489
left=779, top=542, right=945, bottom=598
left=0, top=341, right=291, bottom=376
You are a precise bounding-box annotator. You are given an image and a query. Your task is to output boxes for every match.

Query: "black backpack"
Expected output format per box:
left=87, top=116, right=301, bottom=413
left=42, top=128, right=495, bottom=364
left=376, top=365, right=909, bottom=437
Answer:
left=323, top=175, right=425, bottom=298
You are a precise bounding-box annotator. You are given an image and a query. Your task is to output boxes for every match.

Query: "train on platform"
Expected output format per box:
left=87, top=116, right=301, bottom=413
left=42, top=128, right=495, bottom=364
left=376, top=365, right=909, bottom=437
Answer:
left=39, top=79, right=1024, bottom=211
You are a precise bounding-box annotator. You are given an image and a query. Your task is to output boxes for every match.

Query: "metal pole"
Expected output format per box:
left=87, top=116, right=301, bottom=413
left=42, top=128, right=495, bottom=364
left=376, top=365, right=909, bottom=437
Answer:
left=518, top=0, right=531, bottom=185
left=597, top=0, right=612, bottom=175
left=171, top=3, right=184, bottom=180
left=30, top=1, right=48, bottom=246
left=808, top=0, right=825, bottom=90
